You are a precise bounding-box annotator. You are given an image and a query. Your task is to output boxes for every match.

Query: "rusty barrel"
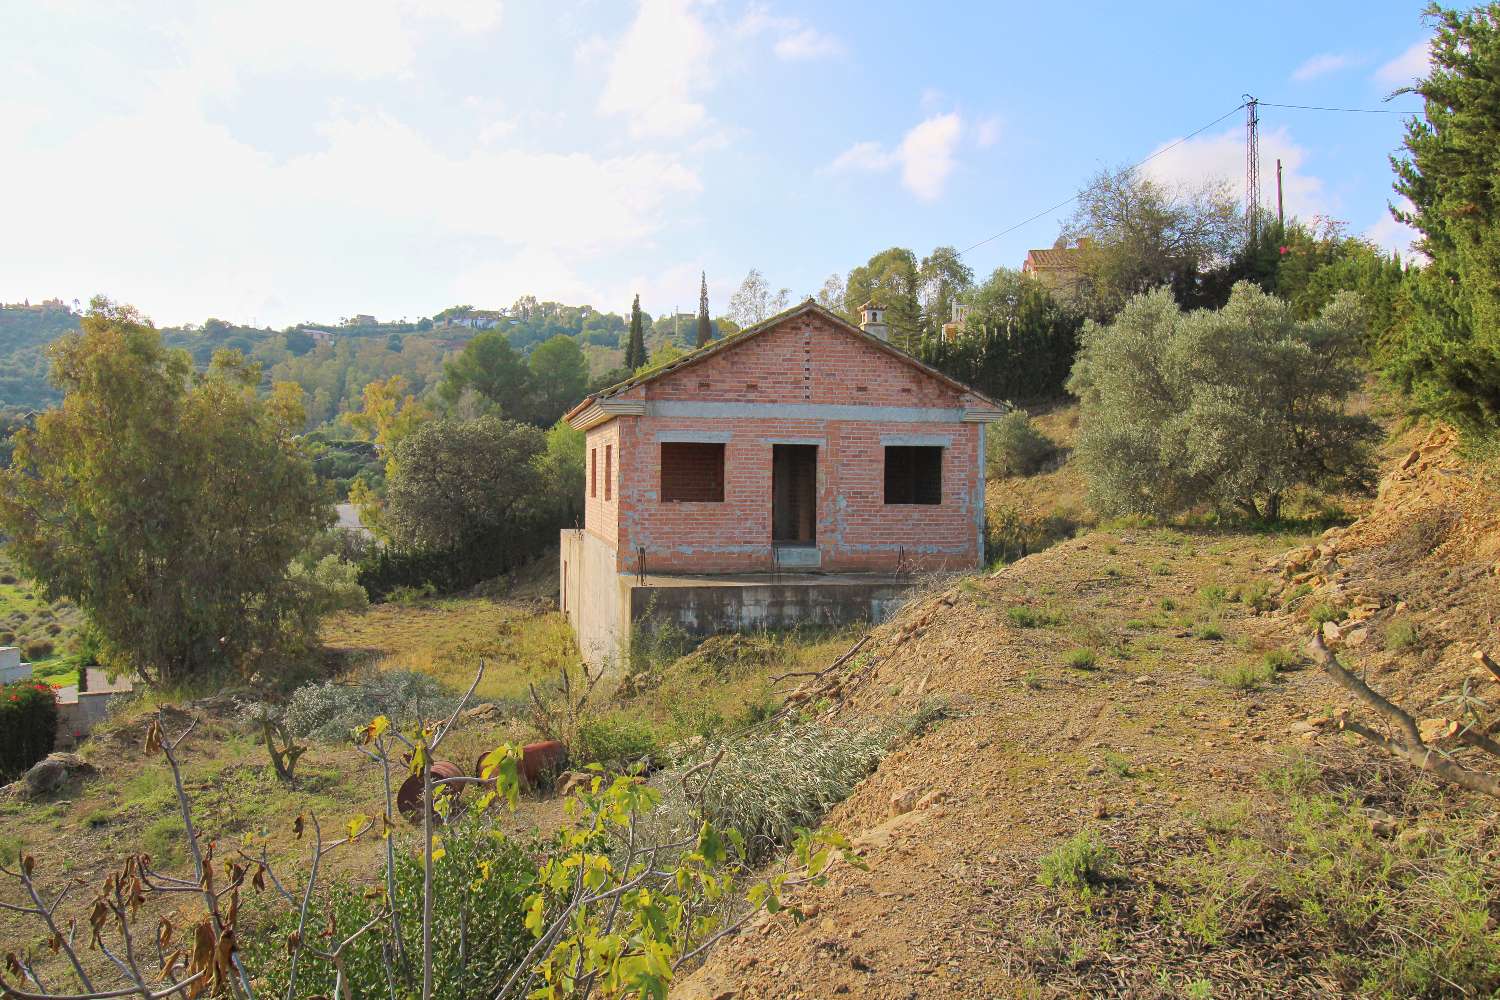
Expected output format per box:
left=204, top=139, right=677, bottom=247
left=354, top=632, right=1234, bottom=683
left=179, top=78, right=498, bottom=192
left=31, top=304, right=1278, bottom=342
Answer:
left=396, top=760, right=465, bottom=824
left=521, top=740, right=568, bottom=788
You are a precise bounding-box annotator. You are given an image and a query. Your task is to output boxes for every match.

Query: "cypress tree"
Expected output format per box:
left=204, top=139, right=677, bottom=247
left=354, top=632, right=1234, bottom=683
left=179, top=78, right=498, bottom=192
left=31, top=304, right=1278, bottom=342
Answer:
left=696, top=272, right=712, bottom=347
left=626, top=294, right=648, bottom=370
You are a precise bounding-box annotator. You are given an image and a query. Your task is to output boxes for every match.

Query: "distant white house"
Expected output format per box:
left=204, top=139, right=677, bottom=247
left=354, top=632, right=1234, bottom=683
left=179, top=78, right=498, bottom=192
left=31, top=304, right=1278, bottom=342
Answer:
left=0, top=646, right=28, bottom=684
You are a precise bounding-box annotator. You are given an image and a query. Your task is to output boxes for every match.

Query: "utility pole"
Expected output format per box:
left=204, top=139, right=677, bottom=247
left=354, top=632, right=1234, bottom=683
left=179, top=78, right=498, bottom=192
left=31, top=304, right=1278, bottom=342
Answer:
left=1244, top=95, right=1261, bottom=245
left=1276, top=158, right=1285, bottom=228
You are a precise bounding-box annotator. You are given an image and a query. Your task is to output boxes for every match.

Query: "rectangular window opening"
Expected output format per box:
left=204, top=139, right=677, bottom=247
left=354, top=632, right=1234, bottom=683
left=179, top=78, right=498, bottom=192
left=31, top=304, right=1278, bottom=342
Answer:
left=590, top=448, right=597, bottom=498
left=884, top=446, right=942, bottom=505
left=604, top=445, right=613, bottom=501
left=661, top=442, right=725, bottom=502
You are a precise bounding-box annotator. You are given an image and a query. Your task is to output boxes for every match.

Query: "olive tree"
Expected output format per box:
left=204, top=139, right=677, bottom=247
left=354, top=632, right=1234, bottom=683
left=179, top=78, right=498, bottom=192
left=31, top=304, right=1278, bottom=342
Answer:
left=1067, top=282, right=1379, bottom=521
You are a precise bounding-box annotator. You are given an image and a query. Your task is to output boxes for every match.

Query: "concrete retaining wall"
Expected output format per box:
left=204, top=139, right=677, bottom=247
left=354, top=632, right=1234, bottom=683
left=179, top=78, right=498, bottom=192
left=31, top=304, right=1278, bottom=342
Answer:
left=0, top=647, right=27, bottom=684
left=629, top=580, right=910, bottom=641
left=560, top=529, right=631, bottom=671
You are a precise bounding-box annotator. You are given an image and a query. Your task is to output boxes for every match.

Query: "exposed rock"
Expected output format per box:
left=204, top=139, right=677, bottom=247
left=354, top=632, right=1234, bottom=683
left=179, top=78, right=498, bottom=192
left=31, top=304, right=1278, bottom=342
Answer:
left=889, top=785, right=919, bottom=816
left=24, top=753, right=96, bottom=796
left=1345, top=627, right=1371, bottom=648
left=1321, top=620, right=1344, bottom=643
left=462, top=702, right=501, bottom=722
left=558, top=770, right=593, bottom=796
left=916, top=789, right=945, bottom=810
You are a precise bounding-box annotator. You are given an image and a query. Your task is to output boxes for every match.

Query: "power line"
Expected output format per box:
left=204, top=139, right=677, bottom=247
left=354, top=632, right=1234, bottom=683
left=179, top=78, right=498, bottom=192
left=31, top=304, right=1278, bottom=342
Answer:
left=1259, top=101, right=1425, bottom=115
left=956, top=100, right=1248, bottom=258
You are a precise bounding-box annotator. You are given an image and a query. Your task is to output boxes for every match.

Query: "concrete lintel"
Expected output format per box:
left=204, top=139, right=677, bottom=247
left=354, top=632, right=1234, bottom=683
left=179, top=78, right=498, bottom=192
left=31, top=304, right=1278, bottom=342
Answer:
left=649, top=400, right=967, bottom=423
left=656, top=429, right=732, bottom=443
left=764, top=437, right=825, bottom=446
left=962, top=408, right=1007, bottom=423
left=880, top=434, right=952, bottom=447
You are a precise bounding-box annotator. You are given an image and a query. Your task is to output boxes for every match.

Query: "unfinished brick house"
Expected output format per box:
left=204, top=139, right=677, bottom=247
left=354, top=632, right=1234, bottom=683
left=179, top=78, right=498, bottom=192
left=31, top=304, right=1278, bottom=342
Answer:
left=559, top=299, right=1007, bottom=666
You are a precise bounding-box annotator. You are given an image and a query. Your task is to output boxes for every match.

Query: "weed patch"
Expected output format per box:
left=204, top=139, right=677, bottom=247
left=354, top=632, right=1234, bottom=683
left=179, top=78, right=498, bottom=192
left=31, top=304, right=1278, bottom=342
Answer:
left=1039, top=829, right=1118, bottom=896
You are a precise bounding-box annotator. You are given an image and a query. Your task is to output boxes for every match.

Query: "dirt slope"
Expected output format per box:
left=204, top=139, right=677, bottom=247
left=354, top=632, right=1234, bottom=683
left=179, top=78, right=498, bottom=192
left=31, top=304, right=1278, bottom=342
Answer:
left=677, top=425, right=1500, bottom=999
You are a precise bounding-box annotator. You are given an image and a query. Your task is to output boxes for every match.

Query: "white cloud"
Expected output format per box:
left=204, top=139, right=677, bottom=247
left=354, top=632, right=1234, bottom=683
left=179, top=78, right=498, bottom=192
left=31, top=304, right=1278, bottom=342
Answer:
left=974, top=116, right=1001, bottom=149
left=736, top=5, right=843, bottom=61
left=165, top=0, right=503, bottom=95
left=598, top=0, right=715, bottom=139
left=1141, top=124, right=1325, bottom=222
left=897, top=113, right=963, bottom=201
left=1292, top=52, right=1352, bottom=82
left=826, top=112, right=964, bottom=201
left=1376, top=39, right=1431, bottom=86
left=0, top=85, right=700, bottom=325
left=827, top=140, right=896, bottom=173
left=774, top=27, right=843, bottom=60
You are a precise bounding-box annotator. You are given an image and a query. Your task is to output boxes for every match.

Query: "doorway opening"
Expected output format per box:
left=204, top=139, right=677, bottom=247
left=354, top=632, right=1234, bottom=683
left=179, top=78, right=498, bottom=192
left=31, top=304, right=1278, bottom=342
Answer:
left=771, top=444, right=817, bottom=546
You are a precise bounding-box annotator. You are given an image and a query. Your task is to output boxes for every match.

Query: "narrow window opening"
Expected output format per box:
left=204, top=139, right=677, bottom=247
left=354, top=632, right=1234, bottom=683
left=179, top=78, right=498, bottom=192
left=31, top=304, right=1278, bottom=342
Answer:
left=884, top=446, right=942, bottom=505
left=660, top=442, right=725, bottom=502
left=604, top=445, right=613, bottom=501
left=590, top=448, right=597, bottom=498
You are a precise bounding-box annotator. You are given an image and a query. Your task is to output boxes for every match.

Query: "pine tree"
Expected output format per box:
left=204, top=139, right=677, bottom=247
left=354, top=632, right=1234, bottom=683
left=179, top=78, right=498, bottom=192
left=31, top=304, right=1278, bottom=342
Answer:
left=696, top=272, right=712, bottom=348
left=626, top=294, right=649, bottom=370
left=1386, top=5, right=1500, bottom=439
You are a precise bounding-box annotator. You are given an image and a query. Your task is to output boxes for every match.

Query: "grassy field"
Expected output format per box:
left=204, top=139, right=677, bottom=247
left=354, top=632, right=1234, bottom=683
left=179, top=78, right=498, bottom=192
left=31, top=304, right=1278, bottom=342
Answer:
left=0, top=588, right=872, bottom=988
left=0, top=546, right=85, bottom=686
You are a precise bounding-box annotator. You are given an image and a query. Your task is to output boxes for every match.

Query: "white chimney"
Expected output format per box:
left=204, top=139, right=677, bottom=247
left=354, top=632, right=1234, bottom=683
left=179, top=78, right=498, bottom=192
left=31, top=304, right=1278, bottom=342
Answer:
left=858, top=300, right=889, bottom=342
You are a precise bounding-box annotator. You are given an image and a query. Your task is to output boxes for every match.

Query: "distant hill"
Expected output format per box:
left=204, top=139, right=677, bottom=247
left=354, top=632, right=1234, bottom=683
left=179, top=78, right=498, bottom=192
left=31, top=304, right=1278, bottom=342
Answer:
left=0, top=298, right=729, bottom=423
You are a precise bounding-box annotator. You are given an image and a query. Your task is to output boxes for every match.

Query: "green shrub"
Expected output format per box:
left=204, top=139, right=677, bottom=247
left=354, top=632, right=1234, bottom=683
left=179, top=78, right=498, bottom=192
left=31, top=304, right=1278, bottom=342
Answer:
left=1007, top=605, right=1063, bottom=629
left=143, top=814, right=185, bottom=868
left=1065, top=647, right=1099, bottom=670
left=1198, top=585, right=1228, bottom=609
left=1170, top=789, right=1500, bottom=997
left=1219, top=661, right=1276, bottom=691
left=1307, top=602, right=1345, bottom=626
left=1386, top=620, right=1420, bottom=651
left=0, top=681, right=58, bottom=781
left=21, top=639, right=53, bottom=660
left=1244, top=579, right=1275, bottom=612
left=652, top=722, right=895, bottom=864
left=249, top=817, right=537, bottom=1000
left=282, top=670, right=457, bottom=743
left=1262, top=648, right=1300, bottom=672
left=1039, top=829, right=1118, bottom=894
left=1196, top=624, right=1224, bottom=641
left=574, top=714, right=661, bottom=768
left=987, top=411, right=1056, bottom=477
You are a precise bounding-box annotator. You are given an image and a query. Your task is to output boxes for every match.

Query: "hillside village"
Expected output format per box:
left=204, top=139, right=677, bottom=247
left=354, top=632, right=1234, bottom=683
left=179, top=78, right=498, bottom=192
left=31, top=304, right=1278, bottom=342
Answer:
left=5, top=3, right=1500, bottom=999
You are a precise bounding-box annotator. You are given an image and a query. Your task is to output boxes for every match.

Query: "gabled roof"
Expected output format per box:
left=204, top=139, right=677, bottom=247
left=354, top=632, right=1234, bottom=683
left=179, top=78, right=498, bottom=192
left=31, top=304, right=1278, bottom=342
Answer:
left=563, top=299, right=1008, bottom=428
left=1023, top=247, right=1083, bottom=271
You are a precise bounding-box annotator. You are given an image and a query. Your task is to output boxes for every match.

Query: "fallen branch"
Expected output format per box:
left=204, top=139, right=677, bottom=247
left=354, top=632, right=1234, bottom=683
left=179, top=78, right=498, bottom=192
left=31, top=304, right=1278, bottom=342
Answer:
left=1306, top=635, right=1500, bottom=799
left=772, top=633, right=871, bottom=684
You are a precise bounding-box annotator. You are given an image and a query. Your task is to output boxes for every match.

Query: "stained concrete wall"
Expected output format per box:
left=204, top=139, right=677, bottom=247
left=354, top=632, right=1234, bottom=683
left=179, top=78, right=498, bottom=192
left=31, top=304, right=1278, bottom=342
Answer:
left=0, top=647, right=26, bottom=684
left=630, top=580, right=911, bottom=640
left=560, top=529, right=631, bottom=671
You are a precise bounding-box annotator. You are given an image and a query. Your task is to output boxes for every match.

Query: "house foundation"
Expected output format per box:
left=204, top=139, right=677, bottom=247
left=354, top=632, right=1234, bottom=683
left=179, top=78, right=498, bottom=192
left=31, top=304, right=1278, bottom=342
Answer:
left=560, top=530, right=913, bottom=670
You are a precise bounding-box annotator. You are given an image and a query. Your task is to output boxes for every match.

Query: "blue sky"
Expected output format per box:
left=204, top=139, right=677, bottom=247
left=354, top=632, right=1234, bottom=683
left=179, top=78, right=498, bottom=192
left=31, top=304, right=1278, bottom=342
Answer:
left=1, top=1, right=1431, bottom=328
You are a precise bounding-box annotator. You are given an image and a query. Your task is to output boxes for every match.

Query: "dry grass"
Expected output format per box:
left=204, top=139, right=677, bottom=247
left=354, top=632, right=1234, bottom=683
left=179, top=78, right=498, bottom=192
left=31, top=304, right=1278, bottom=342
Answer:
left=320, top=597, right=579, bottom=704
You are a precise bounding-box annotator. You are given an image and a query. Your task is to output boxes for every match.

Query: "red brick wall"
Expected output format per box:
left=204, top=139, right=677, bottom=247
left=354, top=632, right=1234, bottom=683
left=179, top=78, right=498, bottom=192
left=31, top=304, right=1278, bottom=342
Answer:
left=582, top=311, right=992, bottom=576
left=584, top=421, right=621, bottom=549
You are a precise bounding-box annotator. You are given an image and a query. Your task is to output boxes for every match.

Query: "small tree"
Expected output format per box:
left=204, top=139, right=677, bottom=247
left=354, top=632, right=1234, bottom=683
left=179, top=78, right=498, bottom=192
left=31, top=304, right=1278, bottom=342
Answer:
left=0, top=301, right=331, bottom=685
left=1385, top=4, right=1500, bottom=440
left=624, top=295, right=649, bottom=371
left=696, top=271, right=713, bottom=348
left=1068, top=282, right=1379, bottom=521
left=383, top=417, right=545, bottom=551
left=987, top=410, right=1055, bottom=477
left=1061, top=166, right=1242, bottom=321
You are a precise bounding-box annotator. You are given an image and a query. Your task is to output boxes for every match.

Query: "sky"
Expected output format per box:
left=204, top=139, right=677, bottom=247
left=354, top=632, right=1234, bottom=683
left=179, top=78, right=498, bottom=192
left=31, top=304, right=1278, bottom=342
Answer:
left=1, top=0, right=1433, bottom=329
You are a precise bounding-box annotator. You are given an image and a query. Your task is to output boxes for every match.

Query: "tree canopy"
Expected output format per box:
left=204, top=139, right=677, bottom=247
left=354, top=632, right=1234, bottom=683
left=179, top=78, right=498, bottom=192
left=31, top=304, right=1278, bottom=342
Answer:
left=1060, top=166, right=1242, bottom=320
left=1384, top=3, right=1500, bottom=440
left=0, top=300, right=331, bottom=684
left=1068, top=282, right=1378, bottom=521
